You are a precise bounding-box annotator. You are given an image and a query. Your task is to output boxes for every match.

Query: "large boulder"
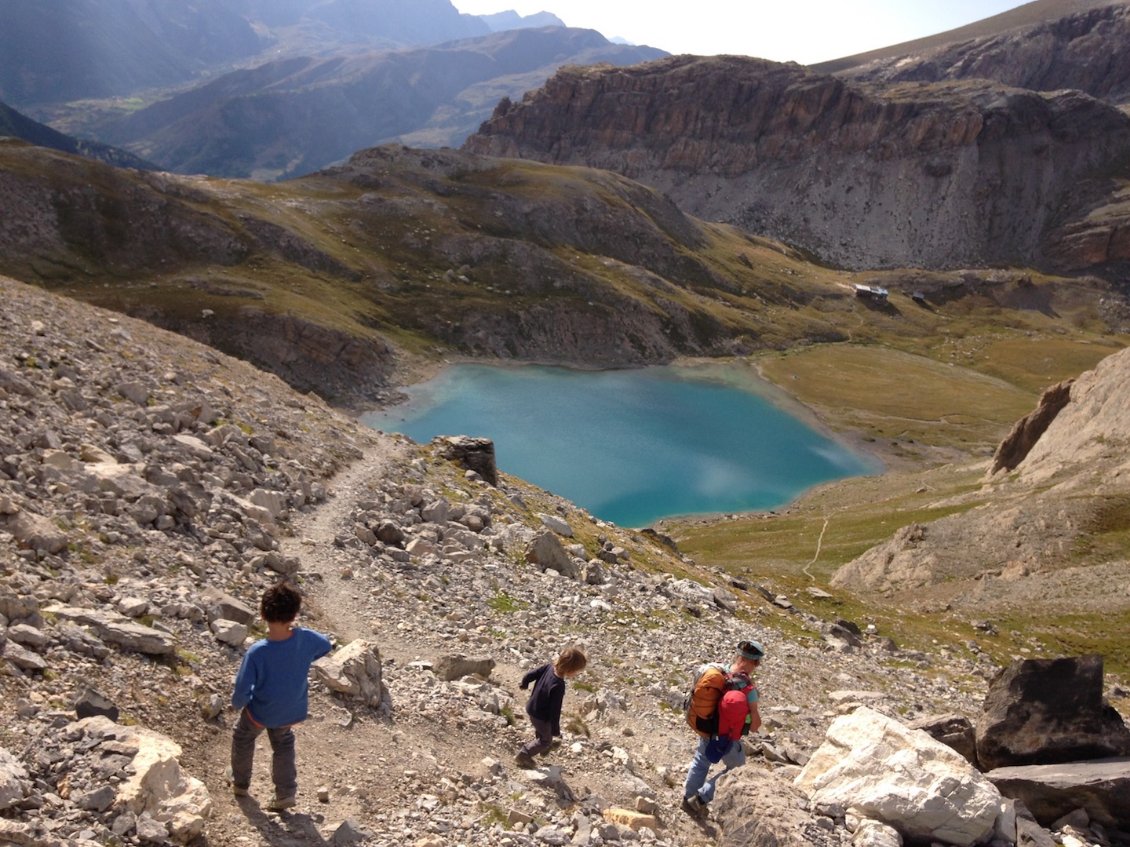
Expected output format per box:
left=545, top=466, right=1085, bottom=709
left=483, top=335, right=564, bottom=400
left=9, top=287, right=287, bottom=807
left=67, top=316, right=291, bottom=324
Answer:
left=312, top=640, right=388, bottom=708
left=75, top=716, right=211, bottom=844
left=714, top=765, right=837, bottom=847
left=525, top=531, right=579, bottom=578
left=2, top=508, right=68, bottom=554
left=44, top=606, right=176, bottom=655
left=0, top=747, right=30, bottom=811
left=795, top=706, right=1004, bottom=846
left=431, top=435, right=497, bottom=485
left=986, top=757, right=1130, bottom=828
left=199, top=586, right=256, bottom=625
left=432, top=654, right=495, bottom=682
left=975, top=655, right=1130, bottom=770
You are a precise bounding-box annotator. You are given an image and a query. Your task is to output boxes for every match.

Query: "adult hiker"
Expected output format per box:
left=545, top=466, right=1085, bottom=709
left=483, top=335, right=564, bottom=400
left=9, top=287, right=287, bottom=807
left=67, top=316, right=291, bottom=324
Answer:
left=681, top=638, right=764, bottom=818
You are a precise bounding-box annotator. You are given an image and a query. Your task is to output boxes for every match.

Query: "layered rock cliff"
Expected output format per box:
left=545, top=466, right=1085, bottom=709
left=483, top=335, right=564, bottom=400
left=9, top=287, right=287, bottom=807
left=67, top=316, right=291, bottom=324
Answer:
left=464, top=55, right=1130, bottom=273
left=834, top=3, right=1130, bottom=107
left=830, top=344, right=1130, bottom=614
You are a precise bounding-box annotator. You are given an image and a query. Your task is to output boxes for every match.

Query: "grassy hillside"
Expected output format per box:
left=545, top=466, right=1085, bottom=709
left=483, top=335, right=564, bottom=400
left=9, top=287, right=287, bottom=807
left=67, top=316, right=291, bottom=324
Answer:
left=1, top=139, right=1123, bottom=410
left=3, top=138, right=1129, bottom=690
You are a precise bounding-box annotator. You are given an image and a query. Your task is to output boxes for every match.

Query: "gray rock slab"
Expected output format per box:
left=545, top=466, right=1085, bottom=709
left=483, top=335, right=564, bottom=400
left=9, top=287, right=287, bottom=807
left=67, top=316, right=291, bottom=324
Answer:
left=986, top=756, right=1130, bottom=828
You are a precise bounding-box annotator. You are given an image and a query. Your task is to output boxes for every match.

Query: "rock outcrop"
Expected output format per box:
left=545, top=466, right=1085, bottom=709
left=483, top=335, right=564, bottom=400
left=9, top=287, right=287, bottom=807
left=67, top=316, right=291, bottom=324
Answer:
left=834, top=4, right=1130, bottom=107
left=987, top=758, right=1130, bottom=829
left=990, top=379, right=1074, bottom=474
left=831, top=345, right=1130, bottom=613
left=464, top=54, right=1130, bottom=274
left=794, top=706, right=1005, bottom=845
left=976, top=656, right=1130, bottom=770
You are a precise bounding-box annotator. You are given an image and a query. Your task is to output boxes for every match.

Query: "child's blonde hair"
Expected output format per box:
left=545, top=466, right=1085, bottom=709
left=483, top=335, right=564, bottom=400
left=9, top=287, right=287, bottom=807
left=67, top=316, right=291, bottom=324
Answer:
left=554, top=645, right=587, bottom=676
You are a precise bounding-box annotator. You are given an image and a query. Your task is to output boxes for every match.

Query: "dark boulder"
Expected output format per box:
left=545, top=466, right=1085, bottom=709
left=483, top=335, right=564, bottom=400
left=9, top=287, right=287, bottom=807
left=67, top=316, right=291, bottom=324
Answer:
left=975, top=655, right=1130, bottom=770
left=431, top=436, right=497, bottom=486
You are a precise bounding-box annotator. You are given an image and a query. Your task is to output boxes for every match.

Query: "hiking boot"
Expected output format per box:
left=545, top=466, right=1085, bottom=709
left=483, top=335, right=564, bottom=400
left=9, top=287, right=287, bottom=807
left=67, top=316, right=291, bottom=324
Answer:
left=225, top=767, right=249, bottom=797
left=681, top=795, right=708, bottom=819
left=267, top=795, right=297, bottom=812
left=514, top=751, right=537, bottom=769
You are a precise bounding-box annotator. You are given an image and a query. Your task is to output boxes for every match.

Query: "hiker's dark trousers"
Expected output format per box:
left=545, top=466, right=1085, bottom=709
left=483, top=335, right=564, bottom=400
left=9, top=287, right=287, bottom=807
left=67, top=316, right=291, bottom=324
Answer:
left=520, top=716, right=554, bottom=757
left=231, top=708, right=298, bottom=799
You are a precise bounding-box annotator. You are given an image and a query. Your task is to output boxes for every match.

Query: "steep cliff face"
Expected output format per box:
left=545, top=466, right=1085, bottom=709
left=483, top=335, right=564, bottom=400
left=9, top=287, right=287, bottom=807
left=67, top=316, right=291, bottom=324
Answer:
left=830, top=345, right=1130, bottom=613
left=836, top=4, right=1130, bottom=107
left=464, top=55, right=1130, bottom=272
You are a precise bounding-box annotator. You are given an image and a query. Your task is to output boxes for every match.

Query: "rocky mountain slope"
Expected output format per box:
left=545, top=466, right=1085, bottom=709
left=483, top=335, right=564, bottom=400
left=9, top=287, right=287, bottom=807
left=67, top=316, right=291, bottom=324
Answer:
left=829, top=2, right=1130, bottom=106
left=831, top=345, right=1130, bottom=620
left=4, top=276, right=1126, bottom=847
left=1, top=1, right=653, bottom=180
left=0, top=0, right=501, bottom=108
left=0, top=0, right=264, bottom=106
left=811, top=0, right=1125, bottom=84
left=461, top=1, right=1130, bottom=278
left=88, top=27, right=665, bottom=179
left=0, top=99, right=154, bottom=170
left=464, top=51, right=1130, bottom=275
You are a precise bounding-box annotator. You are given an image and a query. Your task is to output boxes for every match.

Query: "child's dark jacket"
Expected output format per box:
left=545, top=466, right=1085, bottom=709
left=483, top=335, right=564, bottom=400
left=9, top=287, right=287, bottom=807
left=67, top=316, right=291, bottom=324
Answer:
left=520, top=663, right=567, bottom=736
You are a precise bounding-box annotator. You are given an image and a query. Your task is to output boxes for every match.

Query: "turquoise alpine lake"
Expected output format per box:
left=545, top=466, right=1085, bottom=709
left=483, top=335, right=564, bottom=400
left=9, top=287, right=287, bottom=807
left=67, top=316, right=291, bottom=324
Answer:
left=364, top=363, right=880, bottom=528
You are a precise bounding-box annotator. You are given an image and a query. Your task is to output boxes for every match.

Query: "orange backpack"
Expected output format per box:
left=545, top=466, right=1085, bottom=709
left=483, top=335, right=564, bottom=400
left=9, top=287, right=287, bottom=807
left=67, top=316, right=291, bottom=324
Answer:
left=683, top=664, right=727, bottom=737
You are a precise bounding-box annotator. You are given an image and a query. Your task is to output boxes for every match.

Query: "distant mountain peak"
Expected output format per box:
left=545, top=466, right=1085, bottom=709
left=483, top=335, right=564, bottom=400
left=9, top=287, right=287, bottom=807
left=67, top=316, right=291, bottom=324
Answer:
left=478, top=10, right=566, bottom=31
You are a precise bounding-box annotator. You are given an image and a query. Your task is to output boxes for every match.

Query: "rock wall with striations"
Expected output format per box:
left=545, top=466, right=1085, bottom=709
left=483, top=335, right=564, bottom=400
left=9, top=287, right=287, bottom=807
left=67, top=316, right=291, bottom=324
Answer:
left=835, top=4, right=1130, bottom=107
left=464, top=55, right=1130, bottom=273
left=830, top=344, right=1130, bottom=612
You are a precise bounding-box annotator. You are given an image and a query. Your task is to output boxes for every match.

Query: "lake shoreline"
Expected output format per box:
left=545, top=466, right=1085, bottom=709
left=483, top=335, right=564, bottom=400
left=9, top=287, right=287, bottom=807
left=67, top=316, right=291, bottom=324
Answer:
left=379, top=352, right=903, bottom=475
left=365, top=355, right=893, bottom=527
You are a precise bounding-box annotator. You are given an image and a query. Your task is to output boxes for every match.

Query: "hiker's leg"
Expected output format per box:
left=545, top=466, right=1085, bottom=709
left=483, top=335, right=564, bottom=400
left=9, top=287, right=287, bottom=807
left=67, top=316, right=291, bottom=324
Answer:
left=682, top=737, right=712, bottom=801
left=267, top=726, right=297, bottom=800
left=520, top=717, right=554, bottom=757
left=721, top=740, right=747, bottom=771
left=700, top=740, right=747, bottom=803
left=230, top=710, right=262, bottom=790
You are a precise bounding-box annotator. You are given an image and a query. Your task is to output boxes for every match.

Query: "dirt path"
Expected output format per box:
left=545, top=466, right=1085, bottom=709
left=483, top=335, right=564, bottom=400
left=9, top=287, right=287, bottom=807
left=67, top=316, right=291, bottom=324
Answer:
left=194, top=440, right=540, bottom=846
left=191, top=436, right=721, bottom=846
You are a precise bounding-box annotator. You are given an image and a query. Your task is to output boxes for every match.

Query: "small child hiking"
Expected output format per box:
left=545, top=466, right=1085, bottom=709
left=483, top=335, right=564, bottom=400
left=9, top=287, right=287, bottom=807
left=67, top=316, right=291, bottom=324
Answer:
left=515, top=645, right=588, bottom=768
left=229, top=582, right=333, bottom=811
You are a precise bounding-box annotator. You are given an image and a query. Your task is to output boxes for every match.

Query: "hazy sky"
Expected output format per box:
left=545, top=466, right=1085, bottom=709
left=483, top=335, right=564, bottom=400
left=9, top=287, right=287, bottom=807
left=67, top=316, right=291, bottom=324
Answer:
left=452, top=0, right=1030, bottom=65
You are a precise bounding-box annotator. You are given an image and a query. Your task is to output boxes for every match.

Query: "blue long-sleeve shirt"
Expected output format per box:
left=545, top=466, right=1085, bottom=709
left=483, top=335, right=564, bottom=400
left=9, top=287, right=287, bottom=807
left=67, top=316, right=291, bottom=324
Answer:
left=231, top=627, right=332, bottom=727
left=521, top=663, right=567, bottom=736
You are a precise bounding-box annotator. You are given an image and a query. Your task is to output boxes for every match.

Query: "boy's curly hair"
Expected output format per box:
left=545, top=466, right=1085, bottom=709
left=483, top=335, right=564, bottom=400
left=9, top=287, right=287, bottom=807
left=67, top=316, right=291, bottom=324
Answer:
left=261, top=582, right=302, bottom=623
left=554, top=645, right=588, bottom=676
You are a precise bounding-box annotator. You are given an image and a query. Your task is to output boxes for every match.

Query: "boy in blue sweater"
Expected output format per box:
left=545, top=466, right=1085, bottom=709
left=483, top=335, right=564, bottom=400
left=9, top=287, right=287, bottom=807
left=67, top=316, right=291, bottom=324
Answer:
left=515, top=645, right=587, bottom=768
left=230, top=582, right=332, bottom=811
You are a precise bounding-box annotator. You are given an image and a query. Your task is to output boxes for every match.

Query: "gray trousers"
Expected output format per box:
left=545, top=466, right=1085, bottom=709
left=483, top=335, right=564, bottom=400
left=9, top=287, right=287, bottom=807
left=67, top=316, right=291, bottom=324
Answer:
left=520, top=716, right=555, bottom=757
left=230, top=709, right=297, bottom=799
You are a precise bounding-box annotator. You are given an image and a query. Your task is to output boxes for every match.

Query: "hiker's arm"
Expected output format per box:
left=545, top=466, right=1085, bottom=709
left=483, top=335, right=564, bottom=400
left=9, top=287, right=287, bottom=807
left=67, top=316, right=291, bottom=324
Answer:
left=231, top=655, right=256, bottom=710
left=747, top=702, right=762, bottom=734
left=549, top=686, right=566, bottom=736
